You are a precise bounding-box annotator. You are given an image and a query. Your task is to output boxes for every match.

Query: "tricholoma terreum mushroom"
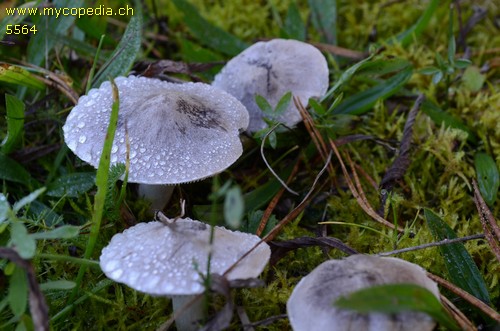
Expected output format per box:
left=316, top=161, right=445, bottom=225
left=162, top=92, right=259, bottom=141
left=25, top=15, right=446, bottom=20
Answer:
left=99, top=214, right=270, bottom=330
left=63, top=75, right=249, bottom=210
left=287, top=254, right=440, bottom=331
left=212, top=38, right=329, bottom=132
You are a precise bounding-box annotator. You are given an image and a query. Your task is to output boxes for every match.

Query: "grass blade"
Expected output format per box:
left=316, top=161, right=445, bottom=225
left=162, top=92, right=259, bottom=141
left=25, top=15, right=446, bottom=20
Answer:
left=0, top=64, right=45, bottom=90
left=282, top=2, right=306, bottom=40
left=356, top=58, right=411, bottom=76
left=70, top=79, right=120, bottom=301
left=420, top=100, right=477, bottom=143
left=321, top=54, right=374, bottom=102
left=332, top=66, right=413, bottom=115
left=92, top=12, right=142, bottom=88
left=308, top=0, right=337, bottom=44
left=27, top=0, right=84, bottom=66
left=30, top=225, right=80, bottom=240
left=389, top=0, right=440, bottom=47
left=2, top=94, right=25, bottom=154
left=474, top=153, right=499, bottom=207
left=0, top=152, right=32, bottom=186
left=424, top=208, right=491, bottom=304
left=172, top=0, right=248, bottom=56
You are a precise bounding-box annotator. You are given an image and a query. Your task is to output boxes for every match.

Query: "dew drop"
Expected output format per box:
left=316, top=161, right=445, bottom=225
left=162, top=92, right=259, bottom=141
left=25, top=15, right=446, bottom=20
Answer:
left=79, top=135, right=87, bottom=144
left=67, top=141, right=77, bottom=150
left=110, top=268, right=123, bottom=279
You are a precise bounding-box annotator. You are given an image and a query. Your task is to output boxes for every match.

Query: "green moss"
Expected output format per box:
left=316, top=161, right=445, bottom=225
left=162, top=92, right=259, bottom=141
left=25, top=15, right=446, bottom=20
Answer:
left=163, top=0, right=302, bottom=41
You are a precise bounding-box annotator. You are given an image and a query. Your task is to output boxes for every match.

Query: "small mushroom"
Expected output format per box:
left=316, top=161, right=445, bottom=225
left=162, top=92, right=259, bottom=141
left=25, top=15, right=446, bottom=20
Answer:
left=212, top=38, right=329, bottom=132
left=99, top=216, right=270, bottom=330
left=287, top=254, right=440, bottom=331
left=63, top=76, right=249, bottom=210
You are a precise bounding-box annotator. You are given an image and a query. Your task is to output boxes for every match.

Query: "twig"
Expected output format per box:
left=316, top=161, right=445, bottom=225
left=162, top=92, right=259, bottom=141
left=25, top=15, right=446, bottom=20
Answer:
left=428, top=273, right=500, bottom=323
left=294, top=96, right=336, bottom=180
left=242, top=314, right=288, bottom=328
left=260, top=123, right=299, bottom=196
left=10, top=61, right=80, bottom=104
left=329, top=139, right=404, bottom=232
left=236, top=306, right=255, bottom=331
left=0, top=248, right=49, bottom=331
left=377, top=234, right=485, bottom=256
left=439, top=294, right=477, bottom=331
left=472, top=179, right=500, bottom=262
left=309, top=41, right=367, bottom=60
left=269, top=236, right=358, bottom=265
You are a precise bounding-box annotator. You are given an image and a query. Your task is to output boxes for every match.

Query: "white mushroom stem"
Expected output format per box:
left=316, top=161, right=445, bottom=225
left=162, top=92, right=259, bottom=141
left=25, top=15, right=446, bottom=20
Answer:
left=171, top=295, right=205, bottom=331
left=137, top=184, right=174, bottom=211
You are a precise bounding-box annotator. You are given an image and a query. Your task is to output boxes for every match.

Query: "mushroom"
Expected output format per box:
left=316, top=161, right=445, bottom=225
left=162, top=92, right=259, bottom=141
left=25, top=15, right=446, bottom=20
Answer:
left=99, top=215, right=270, bottom=330
left=287, top=254, right=440, bottom=331
left=63, top=75, right=249, bottom=210
left=212, top=38, right=329, bottom=132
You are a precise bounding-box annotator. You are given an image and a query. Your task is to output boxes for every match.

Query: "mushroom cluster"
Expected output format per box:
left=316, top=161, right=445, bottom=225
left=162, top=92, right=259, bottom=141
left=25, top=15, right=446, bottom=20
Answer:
left=63, top=75, right=249, bottom=209
left=287, top=255, right=440, bottom=331
left=100, top=215, right=270, bottom=330
left=212, top=38, right=329, bottom=132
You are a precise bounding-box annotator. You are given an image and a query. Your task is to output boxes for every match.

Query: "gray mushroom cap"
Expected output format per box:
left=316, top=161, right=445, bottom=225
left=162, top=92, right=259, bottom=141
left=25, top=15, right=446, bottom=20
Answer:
left=287, top=255, right=440, bottom=331
left=63, top=76, right=249, bottom=184
left=99, top=218, right=270, bottom=296
left=212, top=38, right=329, bottom=132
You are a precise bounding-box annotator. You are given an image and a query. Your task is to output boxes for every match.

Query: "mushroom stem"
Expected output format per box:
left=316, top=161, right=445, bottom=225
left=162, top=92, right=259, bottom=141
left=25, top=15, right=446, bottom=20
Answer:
left=171, top=295, right=204, bottom=331
left=138, top=184, right=175, bottom=211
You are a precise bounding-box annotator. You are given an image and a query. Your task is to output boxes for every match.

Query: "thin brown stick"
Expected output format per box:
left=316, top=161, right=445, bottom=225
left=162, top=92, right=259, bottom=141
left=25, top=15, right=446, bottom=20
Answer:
left=378, top=234, right=485, bottom=256
left=439, top=294, right=477, bottom=331
left=236, top=306, right=256, bottom=331
left=472, top=179, right=500, bottom=263
left=472, top=183, right=500, bottom=262
left=294, top=96, right=335, bottom=179
left=427, top=273, right=500, bottom=322
left=309, top=41, right=367, bottom=60
left=18, top=62, right=79, bottom=104
left=0, top=248, right=49, bottom=331
left=354, top=163, right=379, bottom=191
left=330, top=139, right=403, bottom=232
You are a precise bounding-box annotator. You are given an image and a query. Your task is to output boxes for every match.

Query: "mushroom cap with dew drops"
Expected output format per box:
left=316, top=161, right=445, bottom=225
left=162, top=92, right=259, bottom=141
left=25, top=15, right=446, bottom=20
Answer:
left=63, top=76, right=249, bottom=185
left=99, top=218, right=270, bottom=296
left=212, top=38, right=329, bottom=132
left=287, top=255, right=440, bottom=331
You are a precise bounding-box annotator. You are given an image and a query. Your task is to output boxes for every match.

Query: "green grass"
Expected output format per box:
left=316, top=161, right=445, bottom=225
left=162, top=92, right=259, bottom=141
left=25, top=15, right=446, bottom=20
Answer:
left=1, top=0, right=499, bottom=330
